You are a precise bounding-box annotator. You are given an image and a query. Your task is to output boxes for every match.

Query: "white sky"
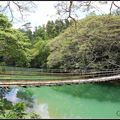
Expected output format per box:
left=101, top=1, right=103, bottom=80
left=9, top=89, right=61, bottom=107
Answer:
left=6, top=1, right=119, bottom=31
left=12, top=1, right=58, bottom=31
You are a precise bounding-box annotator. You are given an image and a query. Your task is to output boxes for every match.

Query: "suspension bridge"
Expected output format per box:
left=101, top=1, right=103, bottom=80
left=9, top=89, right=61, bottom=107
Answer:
left=1, top=66, right=120, bottom=87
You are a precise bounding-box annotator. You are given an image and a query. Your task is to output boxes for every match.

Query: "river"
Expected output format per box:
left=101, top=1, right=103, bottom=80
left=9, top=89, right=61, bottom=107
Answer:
left=4, top=83, right=120, bottom=119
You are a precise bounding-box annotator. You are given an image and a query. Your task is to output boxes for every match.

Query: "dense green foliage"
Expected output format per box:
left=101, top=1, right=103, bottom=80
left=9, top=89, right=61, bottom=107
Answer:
left=29, top=19, right=71, bottom=68
left=0, top=13, right=120, bottom=71
left=30, top=40, right=50, bottom=68
left=47, top=15, right=120, bottom=70
left=0, top=12, right=120, bottom=119
left=45, top=19, right=70, bottom=39
left=0, top=87, right=40, bottom=119
left=0, top=13, right=70, bottom=68
left=0, top=14, right=31, bottom=67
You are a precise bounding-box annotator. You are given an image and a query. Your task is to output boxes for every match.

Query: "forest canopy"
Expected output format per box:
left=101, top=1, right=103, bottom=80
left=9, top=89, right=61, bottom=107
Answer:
left=0, top=13, right=120, bottom=71
left=47, top=15, right=120, bottom=70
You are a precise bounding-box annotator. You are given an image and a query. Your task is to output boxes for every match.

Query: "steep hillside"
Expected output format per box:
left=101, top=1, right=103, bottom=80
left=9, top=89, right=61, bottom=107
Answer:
left=47, top=15, right=120, bottom=71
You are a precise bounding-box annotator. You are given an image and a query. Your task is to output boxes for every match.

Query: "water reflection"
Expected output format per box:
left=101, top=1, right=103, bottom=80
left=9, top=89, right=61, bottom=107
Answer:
left=1, top=82, right=120, bottom=119
left=5, top=88, right=21, bottom=103
left=1, top=87, right=50, bottom=119
left=31, top=100, right=50, bottom=119
left=52, top=83, right=120, bottom=103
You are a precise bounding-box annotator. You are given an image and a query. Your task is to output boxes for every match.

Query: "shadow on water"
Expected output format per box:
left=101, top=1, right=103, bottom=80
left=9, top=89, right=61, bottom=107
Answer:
left=52, top=82, right=120, bottom=103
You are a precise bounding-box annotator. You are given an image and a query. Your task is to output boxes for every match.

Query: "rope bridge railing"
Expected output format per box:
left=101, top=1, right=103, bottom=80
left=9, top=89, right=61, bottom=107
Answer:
left=0, top=66, right=120, bottom=80
left=1, top=66, right=120, bottom=72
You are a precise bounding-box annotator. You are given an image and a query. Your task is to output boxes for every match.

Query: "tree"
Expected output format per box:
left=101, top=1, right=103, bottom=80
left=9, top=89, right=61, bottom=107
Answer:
left=47, top=15, right=120, bottom=71
left=46, top=20, right=56, bottom=39
left=30, top=40, right=50, bottom=68
left=0, top=88, right=40, bottom=119
left=30, top=112, right=41, bottom=119
left=0, top=1, right=37, bottom=22
left=54, top=19, right=64, bottom=36
left=11, top=102, right=26, bottom=119
left=45, top=19, right=70, bottom=39
left=19, top=28, right=33, bottom=41
left=17, top=89, right=34, bottom=108
left=64, top=19, right=71, bottom=29
left=54, top=1, right=120, bottom=22
left=0, top=87, right=26, bottom=119
left=0, top=102, right=27, bottom=119
left=0, top=14, right=31, bottom=67
left=33, top=25, right=47, bottom=40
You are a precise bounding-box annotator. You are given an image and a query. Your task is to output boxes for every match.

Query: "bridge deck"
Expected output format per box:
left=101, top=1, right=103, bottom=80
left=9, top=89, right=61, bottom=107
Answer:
left=0, top=74, right=120, bottom=87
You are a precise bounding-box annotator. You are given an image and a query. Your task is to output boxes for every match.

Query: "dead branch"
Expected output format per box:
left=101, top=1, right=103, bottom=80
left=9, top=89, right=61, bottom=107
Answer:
left=0, top=1, right=37, bottom=22
left=110, top=1, right=114, bottom=15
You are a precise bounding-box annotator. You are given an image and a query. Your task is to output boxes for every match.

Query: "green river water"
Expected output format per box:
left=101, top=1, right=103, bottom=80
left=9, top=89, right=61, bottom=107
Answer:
left=4, top=82, right=120, bottom=119
left=18, top=83, right=120, bottom=119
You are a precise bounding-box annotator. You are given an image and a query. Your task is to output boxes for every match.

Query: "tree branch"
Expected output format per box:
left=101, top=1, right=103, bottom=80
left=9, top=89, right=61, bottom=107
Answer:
left=12, top=1, right=24, bottom=20
left=67, top=1, right=77, bottom=28
left=0, top=1, right=37, bottom=22
left=110, top=1, right=114, bottom=15
left=1, top=1, right=10, bottom=12
left=8, top=2, right=14, bottom=22
left=113, top=1, right=120, bottom=8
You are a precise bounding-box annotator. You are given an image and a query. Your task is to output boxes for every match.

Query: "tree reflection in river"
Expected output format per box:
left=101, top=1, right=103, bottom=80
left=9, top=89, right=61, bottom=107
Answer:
left=52, top=82, right=120, bottom=103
